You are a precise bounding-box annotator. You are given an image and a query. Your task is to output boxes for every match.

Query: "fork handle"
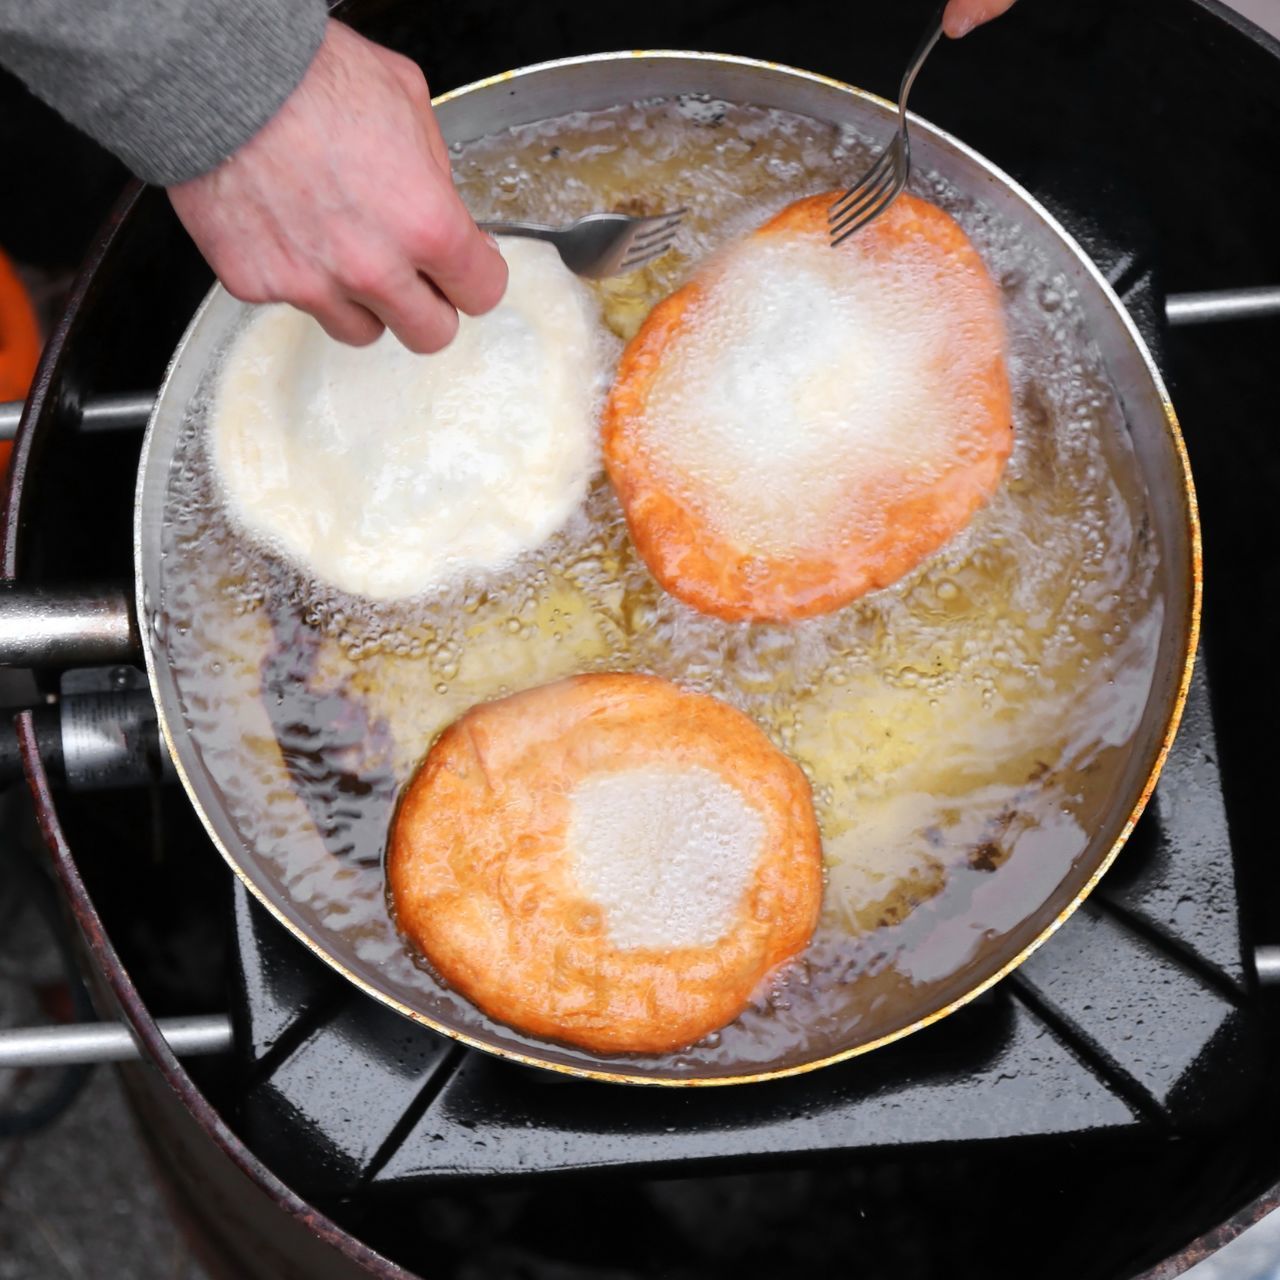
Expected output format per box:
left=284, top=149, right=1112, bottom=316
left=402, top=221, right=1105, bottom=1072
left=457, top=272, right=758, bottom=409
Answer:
left=898, top=5, right=947, bottom=127
left=476, top=219, right=558, bottom=239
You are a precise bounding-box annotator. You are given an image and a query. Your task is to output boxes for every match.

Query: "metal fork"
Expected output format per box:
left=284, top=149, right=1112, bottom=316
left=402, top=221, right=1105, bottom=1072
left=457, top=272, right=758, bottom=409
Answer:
left=829, top=5, right=946, bottom=246
left=478, top=209, right=685, bottom=280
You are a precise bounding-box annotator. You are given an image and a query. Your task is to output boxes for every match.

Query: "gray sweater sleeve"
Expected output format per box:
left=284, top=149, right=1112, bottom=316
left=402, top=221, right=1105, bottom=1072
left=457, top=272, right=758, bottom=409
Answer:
left=0, top=0, right=329, bottom=186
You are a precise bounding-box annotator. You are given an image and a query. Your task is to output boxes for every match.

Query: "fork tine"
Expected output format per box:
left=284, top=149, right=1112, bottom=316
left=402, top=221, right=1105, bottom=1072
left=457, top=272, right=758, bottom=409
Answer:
left=480, top=209, right=688, bottom=279
left=828, top=162, right=901, bottom=240
left=828, top=7, right=943, bottom=248
left=830, top=161, right=906, bottom=243
left=631, top=211, right=686, bottom=244
left=828, top=166, right=898, bottom=238
left=830, top=178, right=903, bottom=247
left=620, top=233, right=679, bottom=271
left=830, top=145, right=898, bottom=215
left=834, top=139, right=903, bottom=202
left=829, top=183, right=901, bottom=247
left=630, top=226, right=679, bottom=252
left=617, top=210, right=684, bottom=271
left=828, top=148, right=897, bottom=222
left=619, top=235, right=680, bottom=270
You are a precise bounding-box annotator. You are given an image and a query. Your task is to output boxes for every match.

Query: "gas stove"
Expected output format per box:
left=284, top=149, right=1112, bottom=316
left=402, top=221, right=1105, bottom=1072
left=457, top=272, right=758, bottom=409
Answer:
left=3, top=1, right=1280, bottom=1276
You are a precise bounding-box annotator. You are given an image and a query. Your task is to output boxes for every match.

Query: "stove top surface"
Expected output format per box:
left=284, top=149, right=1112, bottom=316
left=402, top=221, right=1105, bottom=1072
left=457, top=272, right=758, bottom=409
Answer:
left=8, top=2, right=1280, bottom=1276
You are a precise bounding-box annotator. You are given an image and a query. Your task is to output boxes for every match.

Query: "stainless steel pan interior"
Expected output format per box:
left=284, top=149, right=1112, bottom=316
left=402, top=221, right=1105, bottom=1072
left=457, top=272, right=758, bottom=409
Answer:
left=134, top=52, right=1199, bottom=1085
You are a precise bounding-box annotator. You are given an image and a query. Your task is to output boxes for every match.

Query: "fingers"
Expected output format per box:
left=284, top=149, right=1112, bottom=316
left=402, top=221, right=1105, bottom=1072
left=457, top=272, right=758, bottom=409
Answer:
left=325, top=227, right=498, bottom=352
left=377, top=48, right=456, bottom=173
left=943, top=0, right=1018, bottom=37
left=200, top=246, right=388, bottom=348
left=210, top=232, right=473, bottom=356
left=311, top=295, right=385, bottom=347
left=372, top=47, right=510, bottom=319
left=347, top=262, right=462, bottom=355
left=406, top=198, right=509, bottom=319
left=169, top=16, right=509, bottom=357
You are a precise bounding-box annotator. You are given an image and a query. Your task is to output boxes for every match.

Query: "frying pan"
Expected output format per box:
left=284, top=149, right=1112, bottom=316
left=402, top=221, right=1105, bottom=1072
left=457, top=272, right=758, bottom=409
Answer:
left=133, top=51, right=1198, bottom=1086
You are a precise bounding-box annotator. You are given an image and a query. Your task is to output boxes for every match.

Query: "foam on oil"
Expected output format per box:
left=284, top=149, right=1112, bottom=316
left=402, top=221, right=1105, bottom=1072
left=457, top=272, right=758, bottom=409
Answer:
left=637, top=226, right=1003, bottom=555
left=158, top=97, right=1162, bottom=1072
left=568, top=766, right=765, bottom=951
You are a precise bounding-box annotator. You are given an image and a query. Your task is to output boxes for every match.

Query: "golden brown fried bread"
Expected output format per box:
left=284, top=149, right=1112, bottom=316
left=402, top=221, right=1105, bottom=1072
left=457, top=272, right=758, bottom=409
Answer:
left=603, top=192, right=1013, bottom=621
left=387, top=673, right=823, bottom=1055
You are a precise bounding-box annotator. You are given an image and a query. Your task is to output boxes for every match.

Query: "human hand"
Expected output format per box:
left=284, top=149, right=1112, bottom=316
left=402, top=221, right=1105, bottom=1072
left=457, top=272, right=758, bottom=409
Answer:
left=167, top=19, right=507, bottom=354
left=942, top=0, right=1018, bottom=37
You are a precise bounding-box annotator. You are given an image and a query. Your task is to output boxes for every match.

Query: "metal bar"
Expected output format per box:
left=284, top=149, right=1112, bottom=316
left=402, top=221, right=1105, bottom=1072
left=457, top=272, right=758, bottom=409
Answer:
left=80, top=392, right=157, bottom=432
left=0, top=585, right=139, bottom=667
left=0, top=1014, right=233, bottom=1068
left=0, top=391, right=155, bottom=443
left=1166, top=286, right=1280, bottom=326
left=0, top=400, right=24, bottom=441
left=0, top=296, right=1271, bottom=441
left=1254, top=946, right=1280, bottom=986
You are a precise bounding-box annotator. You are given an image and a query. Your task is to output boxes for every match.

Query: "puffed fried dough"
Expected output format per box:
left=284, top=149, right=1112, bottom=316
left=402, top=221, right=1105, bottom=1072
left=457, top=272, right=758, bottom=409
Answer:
left=387, top=673, right=823, bottom=1055
left=602, top=191, right=1014, bottom=622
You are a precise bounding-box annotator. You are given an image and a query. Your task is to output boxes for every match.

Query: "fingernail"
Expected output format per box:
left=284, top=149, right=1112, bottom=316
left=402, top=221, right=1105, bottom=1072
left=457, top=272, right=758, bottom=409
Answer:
left=483, top=232, right=501, bottom=252
left=945, top=13, right=975, bottom=36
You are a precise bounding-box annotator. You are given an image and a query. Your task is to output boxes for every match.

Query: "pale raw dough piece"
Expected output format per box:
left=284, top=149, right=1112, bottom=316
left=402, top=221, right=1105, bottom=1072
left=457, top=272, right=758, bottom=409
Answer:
left=208, top=238, right=607, bottom=600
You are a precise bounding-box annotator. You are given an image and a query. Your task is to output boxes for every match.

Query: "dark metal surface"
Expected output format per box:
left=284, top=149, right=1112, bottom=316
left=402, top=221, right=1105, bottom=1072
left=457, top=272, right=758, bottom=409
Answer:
left=0, top=703, right=62, bottom=785
left=1139, top=1183, right=1280, bottom=1280
left=6, top=0, right=1280, bottom=1276
left=1, top=178, right=412, bottom=1280
left=14, top=712, right=415, bottom=1280
left=0, top=670, right=171, bottom=788
left=57, top=666, right=172, bottom=788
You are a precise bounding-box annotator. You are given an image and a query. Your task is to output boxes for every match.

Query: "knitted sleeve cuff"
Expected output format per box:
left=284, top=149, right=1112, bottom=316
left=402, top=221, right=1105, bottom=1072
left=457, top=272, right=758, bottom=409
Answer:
left=0, top=0, right=330, bottom=186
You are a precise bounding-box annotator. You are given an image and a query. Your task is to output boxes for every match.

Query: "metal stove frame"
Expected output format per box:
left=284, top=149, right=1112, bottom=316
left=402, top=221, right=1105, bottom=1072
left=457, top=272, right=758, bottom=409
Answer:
left=4, top=0, right=1280, bottom=1274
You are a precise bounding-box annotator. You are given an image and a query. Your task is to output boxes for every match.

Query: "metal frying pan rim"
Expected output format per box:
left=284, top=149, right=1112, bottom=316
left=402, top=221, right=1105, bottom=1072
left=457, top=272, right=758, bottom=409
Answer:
left=133, top=49, right=1201, bottom=1087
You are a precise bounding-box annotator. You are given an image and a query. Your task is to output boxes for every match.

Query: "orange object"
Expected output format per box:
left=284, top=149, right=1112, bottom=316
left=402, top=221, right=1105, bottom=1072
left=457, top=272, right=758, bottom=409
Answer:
left=602, top=192, right=1013, bottom=622
left=387, top=673, right=823, bottom=1055
left=0, top=248, right=41, bottom=478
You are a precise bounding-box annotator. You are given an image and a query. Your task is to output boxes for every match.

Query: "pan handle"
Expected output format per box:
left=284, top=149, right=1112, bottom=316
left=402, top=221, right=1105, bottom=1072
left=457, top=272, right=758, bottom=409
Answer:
left=0, top=585, right=140, bottom=667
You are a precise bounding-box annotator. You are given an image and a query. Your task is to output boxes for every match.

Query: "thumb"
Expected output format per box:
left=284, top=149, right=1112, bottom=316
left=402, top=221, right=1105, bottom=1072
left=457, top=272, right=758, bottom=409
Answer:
left=943, top=0, right=1018, bottom=38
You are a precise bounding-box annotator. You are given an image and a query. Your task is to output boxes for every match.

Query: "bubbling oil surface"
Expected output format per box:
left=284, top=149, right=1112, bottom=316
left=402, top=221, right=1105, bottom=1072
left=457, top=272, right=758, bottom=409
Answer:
left=160, top=98, right=1162, bottom=1075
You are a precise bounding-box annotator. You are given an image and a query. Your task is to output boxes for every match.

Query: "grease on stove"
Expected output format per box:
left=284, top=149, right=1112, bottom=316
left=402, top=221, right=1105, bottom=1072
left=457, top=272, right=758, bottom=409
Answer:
left=157, top=97, right=1163, bottom=1075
